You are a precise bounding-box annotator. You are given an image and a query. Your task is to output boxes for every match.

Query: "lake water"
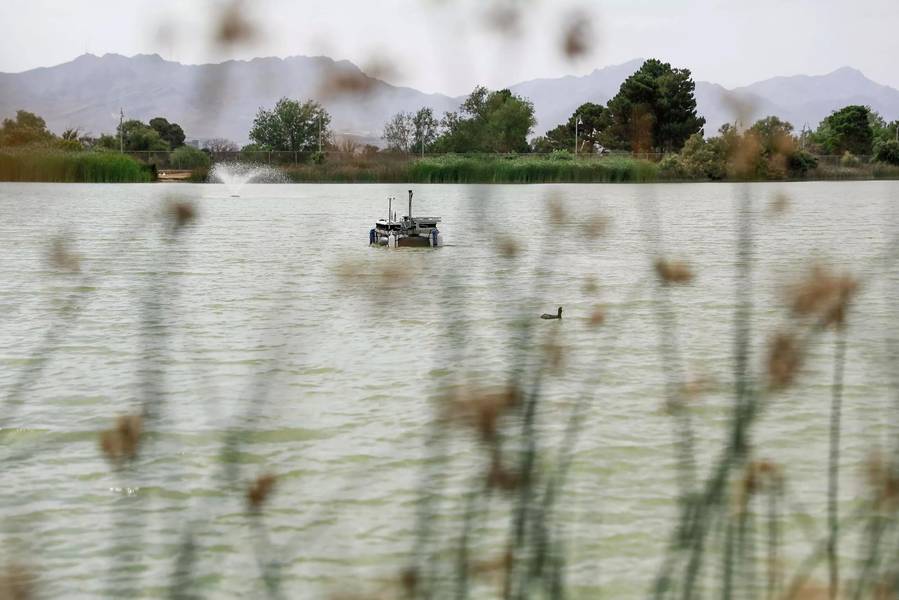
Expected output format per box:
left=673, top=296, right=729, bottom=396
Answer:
left=1, top=181, right=897, bottom=598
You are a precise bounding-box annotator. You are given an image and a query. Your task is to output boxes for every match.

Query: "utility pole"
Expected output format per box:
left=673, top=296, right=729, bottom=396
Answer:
left=318, top=114, right=322, bottom=153
left=574, top=115, right=583, bottom=155
left=119, top=108, right=124, bottom=153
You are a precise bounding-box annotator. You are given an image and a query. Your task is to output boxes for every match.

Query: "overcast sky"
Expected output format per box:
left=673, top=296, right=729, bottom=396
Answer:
left=1, top=0, right=897, bottom=94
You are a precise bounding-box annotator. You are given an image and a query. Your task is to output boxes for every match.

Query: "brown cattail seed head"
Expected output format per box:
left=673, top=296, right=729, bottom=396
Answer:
left=495, top=235, right=520, bottom=259
left=47, top=236, right=81, bottom=272
left=100, top=414, right=143, bottom=463
left=768, top=192, right=790, bottom=216
left=168, top=201, right=196, bottom=231
left=486, top=454, right=522, bottom=493
left=441, top=385, right=522, bottom=444
left=399, top=567, right=418, bottom=596
left=788, top=264, right=858, bottom=329
left=589, top=305, right=606, bottom=327
left=561, top=13, right=592, bottom=59
left=866, top=452, right=899, bottom=510
left=247, top=473, right=277, bottom=509
left=767, top=332, right=802, bottom=389
left=582, top=214, right=609, bottom=240
left=0, top=563, right=34, bottom=600
left=654, top=259, right=693, bottom=284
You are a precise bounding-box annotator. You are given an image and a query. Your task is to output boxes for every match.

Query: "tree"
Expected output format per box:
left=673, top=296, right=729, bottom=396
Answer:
left=814, top=105, right=874, bottom=155
left=605, top=59, right=705, bottom=153
left=204, top=138, right=239, bottom=153
left=534, top=102, right=611, bottom=153
left=149, top=117, right=186, bottom=148
left=0, top=110, right=55, bottom=146
left=747, top=116, right=795, bottom=156
left=382, top=112, right=414, bottom=152
left=531, top=125, right=570, bottom=153
left=249, top=98, right=331, bottom=152
left=107, top=119, right=170, bottom=151
left=435, top=87, right=535, bottom=153
left=411, top=108, right=439, bottom=155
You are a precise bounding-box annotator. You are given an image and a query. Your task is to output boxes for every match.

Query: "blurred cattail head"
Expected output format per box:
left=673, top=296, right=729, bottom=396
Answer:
left=589, top=305, right=605, bottom=327
left=582, top=275, right=599, bottom=294
left=398, top=567, right=418, bottom=597
left=654, top=258, right=693, bottom=284
left=482, top=2, right=522, bottom=37
left=582, top=213, right=610, bottom=240
left=734, top=459, right=784, bottom=513
left=728, top=132, right=762, bottom=178
left=787, top=264, right=859, bottom=329
left=166, top=200, right=197, bottom=232
left=440, top=384, right=522, bottom=444
left=319, top=59, right=396, bottom=99
left=0, top=562, right=34, bottom=600
left=495, top=235, right=521, bottom=259
left=768, top=191, right=790, bottom=216
left=560, top=11, right=593, bottom=60
left=100, top=414, right=143, bottom=464
left=789, top=581, right=831, bottom=600
left=547, top=195, right=567, bottom=226
left=47, top=235, right=81, bottom=273
left=247, top=473, right=277, bottom=510
left=865, top=452, right=899, bottom=510
left=486, top=453, right=521, bottom=493
left=541, top=331, right=565, bottom=372
left=766, top=332, right=802, bottom=390
left=215, top=0, right=257, bottom=46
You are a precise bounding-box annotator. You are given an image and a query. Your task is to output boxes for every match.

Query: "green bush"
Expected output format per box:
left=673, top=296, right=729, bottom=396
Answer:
left=679, top=134, right=726, bottom=180
left=787, top=150, right=818, bottom=176
left=170, top=145, right=211, bottom=169
left=874, top=139, right=899, bottom=165
left=547, top=149, right=574, bottom=161
left=840, top=151, right=860, bottom=168
left=658, top=154, right=687, bottom=179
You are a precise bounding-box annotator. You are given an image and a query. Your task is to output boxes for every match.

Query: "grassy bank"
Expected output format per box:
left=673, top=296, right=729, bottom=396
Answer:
left=274, top=154, right=899, bottom=183
left=0, top=150, right=154, bottom=183
left=408, top=154, right=659, bottom=183
left=279, top=154, right=660, bottom=183
left=3, top=150, right=898, bottom=184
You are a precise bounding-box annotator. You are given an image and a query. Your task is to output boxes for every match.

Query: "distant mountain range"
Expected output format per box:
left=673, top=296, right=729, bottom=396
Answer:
left=2, top=53, right=898, bottom=145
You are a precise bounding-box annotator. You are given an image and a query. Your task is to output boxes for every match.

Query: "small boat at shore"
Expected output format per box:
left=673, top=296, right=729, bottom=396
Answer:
left=369, top=190, right=442, bottom=247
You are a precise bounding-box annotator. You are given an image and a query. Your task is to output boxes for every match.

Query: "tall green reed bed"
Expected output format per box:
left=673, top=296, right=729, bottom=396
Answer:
left=408, top=154, right=659, bottom=184
left=0, top=150, right=153, bottom=183
left=277, top=154, right=659, bottom=183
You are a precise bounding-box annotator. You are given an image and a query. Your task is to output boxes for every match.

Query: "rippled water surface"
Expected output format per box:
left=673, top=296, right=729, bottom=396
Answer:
left=1, top=181, right=898, bottom=598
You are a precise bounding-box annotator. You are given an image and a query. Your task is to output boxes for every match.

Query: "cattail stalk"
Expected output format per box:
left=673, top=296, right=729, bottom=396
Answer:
left=827, top=328, right=847, bottom=600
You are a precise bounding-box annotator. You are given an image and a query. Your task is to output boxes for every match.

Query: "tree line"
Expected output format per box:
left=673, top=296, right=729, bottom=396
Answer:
left=4, top=56, right=898, bottom=173
left=0, top=110, right=214, bottom=169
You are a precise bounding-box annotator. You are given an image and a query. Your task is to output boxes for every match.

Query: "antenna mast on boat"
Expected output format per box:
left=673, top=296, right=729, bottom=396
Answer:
left=388, top=197, right=392, bottom=222
left=408, top=190, right=413, bottom=219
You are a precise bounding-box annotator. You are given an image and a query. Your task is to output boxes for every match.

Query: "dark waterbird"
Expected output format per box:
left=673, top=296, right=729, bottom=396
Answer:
left=541, top=307, right=563, bottom=320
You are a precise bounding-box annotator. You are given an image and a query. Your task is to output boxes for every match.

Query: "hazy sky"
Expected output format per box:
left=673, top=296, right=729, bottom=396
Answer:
left=2, top=0, right=897, bottom=94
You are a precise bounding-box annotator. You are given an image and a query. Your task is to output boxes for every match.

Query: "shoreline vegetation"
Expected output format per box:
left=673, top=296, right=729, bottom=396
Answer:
left=1, top=148, right=898, bottom=184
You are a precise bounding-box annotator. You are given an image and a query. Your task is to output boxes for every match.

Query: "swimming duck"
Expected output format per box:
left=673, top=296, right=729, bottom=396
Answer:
left=540, top=307, right=562, bottom=320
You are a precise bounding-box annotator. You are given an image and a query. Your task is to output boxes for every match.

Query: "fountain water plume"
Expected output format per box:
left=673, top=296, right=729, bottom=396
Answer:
left=208, top=162, right=287, bottom=196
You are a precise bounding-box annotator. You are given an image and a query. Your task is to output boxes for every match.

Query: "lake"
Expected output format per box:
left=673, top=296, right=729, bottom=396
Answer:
left=0, top=181, right=897, bottom=598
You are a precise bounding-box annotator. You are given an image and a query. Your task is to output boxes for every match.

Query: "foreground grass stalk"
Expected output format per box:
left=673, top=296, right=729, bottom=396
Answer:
left=827, top=329, right=847, bottom=600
